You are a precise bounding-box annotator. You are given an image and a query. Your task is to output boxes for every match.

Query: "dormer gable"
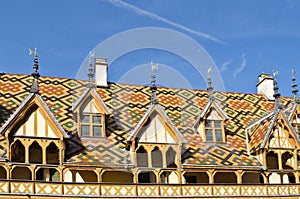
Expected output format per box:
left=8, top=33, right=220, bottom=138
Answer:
left=194, top=100, right=229, bottom=143
left=71, top=88, right=110, bottom=114
left=71, top=88, right=111, bottom=137
left=263, top=111, right=300, bottom=150
left=287, top=104, right=300, bottom=137
left=0, top=93, right=68, bottom=139
left=127, top=104, right=186, bottom=144
left=127, top=103, right=186, bottom=169
left=247, top=110, right=300, bottom=154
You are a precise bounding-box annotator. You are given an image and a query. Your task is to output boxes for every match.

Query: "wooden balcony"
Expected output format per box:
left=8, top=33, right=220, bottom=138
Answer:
left=0, top=180, right=299, bottom=198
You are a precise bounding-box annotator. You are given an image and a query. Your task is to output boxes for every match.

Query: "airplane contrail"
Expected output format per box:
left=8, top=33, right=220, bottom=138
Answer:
left=103, top=0, right=225, bottom=44
left=234, top=54, right=247, bottom=78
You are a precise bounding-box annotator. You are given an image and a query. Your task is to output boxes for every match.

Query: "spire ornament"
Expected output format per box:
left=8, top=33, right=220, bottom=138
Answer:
left=207, top=67, right=214, bottom=101
left=272, top=71, right=282, bottom=109
left=150, top=62, right=158, bottom=105
left=292, top=69, right=299, bottom=104
left=87, top=51, right=95, bottom=88
left=29, top=48, right=40, bottom=94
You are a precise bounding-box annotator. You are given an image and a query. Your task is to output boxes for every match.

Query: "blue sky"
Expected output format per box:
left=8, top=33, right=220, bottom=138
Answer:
left=0, top=0, right=300, bottom=97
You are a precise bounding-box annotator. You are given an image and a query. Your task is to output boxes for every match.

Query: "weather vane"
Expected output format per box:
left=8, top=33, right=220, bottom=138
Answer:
left=87, top=51, right=95, bottom=87
left=208, top=66, right=212, bottom=75
left=28, top=47, right=39, bottom=93
left=151, top=61, right=158, bottom=72
left=150, top=61, right=158, bottom=104
left=273, top=70, right=279, bottom=77
left=28, top=48, right=37, bottom=56
left=89, top=51, right=95, bottom=65
left=292, top=69, right=296, bottom=77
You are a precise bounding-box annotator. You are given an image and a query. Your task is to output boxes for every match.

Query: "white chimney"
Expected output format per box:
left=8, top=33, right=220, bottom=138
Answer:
left=94, top=58, right=108, bottom=87
left=256, top=73, right=274, bottom=101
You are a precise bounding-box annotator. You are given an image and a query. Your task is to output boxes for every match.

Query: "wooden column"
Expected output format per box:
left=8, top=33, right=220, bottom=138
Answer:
left=207, top=170, right=215, bottom=184
left=278, top=151, right=282, bottom=170
left=236, top=170, right=243, bottom=184
left=96, top=168, right=103, bottom=182
left=30, top=165, right=36, bottom=180
left=154, top=169, right=160, bottom=183
left=132, top=169, right=138, bottom=183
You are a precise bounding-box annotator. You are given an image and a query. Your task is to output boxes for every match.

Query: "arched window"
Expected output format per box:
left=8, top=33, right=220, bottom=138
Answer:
left=46, top=142, right=59, bottom=164
left=11, top=140, right=25, bottom=163
left=282, top=152, right=293, bottom=170
left=151, top=146, right=162, bottom=167
left=266, top=151, right=279, bottom=169
left=166, top=147, right=177, bottom=168
left=36, top=168, right=60, bottom=182
left=136, top=146, right=148, bottom=167
left=29, top=141, right=42, bottom=164
left=138, top=171, right=156, bottom=183
left=102, top=171, right=133, bottom=183
left=214, top=172, right=237, bottom=183
left=184, top=172, right=209, bottom=184
left=242, top=172, right=263, bottom=184
left=12, top=167, right=31, bottom=180
left=75, top=170, right=97, bottom=182
left=0, top=166, right=6, bottom=179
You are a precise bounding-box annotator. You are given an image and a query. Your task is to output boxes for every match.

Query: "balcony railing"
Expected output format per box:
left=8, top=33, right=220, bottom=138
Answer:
left=0, top=180, right=299, bottom=198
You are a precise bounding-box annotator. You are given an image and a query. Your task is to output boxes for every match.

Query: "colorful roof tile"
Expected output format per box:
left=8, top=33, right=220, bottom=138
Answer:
left=0, top=73, right=295, bottom=168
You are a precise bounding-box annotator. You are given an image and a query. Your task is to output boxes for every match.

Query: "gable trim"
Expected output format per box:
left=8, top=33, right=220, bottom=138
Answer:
left=245, top=111, right=275, bottom=155
left=71, top=88, right=111, bottom=114
left=261, top=110, right=300, bottom=149
left=0, top=93, right=69, bottom=138
left=127, top=104, right=186, bottom=144
left=193, top=100, right=229, bottom=129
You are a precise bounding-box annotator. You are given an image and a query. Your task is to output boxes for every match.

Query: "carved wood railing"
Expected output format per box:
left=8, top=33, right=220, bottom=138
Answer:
left=0, top=180, right=299, bottom=197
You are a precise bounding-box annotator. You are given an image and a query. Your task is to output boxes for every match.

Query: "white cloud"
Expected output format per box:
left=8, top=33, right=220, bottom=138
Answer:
left=103, top=0, right=225, bottom=44
left=220, top=60, right=231, bottom=72
left=233, top=54, right=247, bottom=78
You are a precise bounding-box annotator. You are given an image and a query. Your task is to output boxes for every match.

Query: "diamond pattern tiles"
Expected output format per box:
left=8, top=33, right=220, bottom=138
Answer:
left=69, top=138, right=132, bottom=165
left=248, top=114, right=273, bottom=153
left=0, top=73, right=295, bottom=167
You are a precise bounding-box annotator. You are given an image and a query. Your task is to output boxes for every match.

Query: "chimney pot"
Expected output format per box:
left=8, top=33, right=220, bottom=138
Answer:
left=256, top=73, right=274, bottom=101
left=94, top=58, right=108, bottom=87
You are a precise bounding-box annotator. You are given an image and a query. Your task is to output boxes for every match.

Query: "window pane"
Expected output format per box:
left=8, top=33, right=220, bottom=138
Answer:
left=93, top=116, right=101, bottom=123
left=205, top=121, right=212, bottom=128
left=206, top=129, right=213, bottom=141
left=215, top=130, right=223, bottom=142
left=93, top=126, right=102, bottom=136
left=81, top=125, right=90, bottom=136
left=214, top=121, right=221, bottom=128
left=81, top=115, right=90, bottom=123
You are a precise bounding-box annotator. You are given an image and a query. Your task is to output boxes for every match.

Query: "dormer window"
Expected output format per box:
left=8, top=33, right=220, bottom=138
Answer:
left=80, top=113, right=103, bottom=137
left=77, top=98, right=106, bottom=137
left=195, top=105, right=228, bottom=143
left=205, top=120, right=223, bottom=142
left=71, top=87, right=111, bottom=138
left=127, top=105, right=186, bottom=169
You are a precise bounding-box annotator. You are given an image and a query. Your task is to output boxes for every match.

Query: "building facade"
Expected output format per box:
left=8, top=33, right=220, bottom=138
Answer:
left=0, top=56, right=299, bottom=198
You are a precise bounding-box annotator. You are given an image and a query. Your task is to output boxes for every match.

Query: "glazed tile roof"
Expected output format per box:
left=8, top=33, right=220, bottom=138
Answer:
left=0, top=73, right=295, bottom=168
left=247, top=112, right=276, bottom=153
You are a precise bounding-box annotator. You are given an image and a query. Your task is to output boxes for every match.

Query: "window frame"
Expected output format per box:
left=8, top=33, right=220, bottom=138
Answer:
left=203, top=119, right=225, bottom=143
left=79, top=112, right=105, bottom=137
